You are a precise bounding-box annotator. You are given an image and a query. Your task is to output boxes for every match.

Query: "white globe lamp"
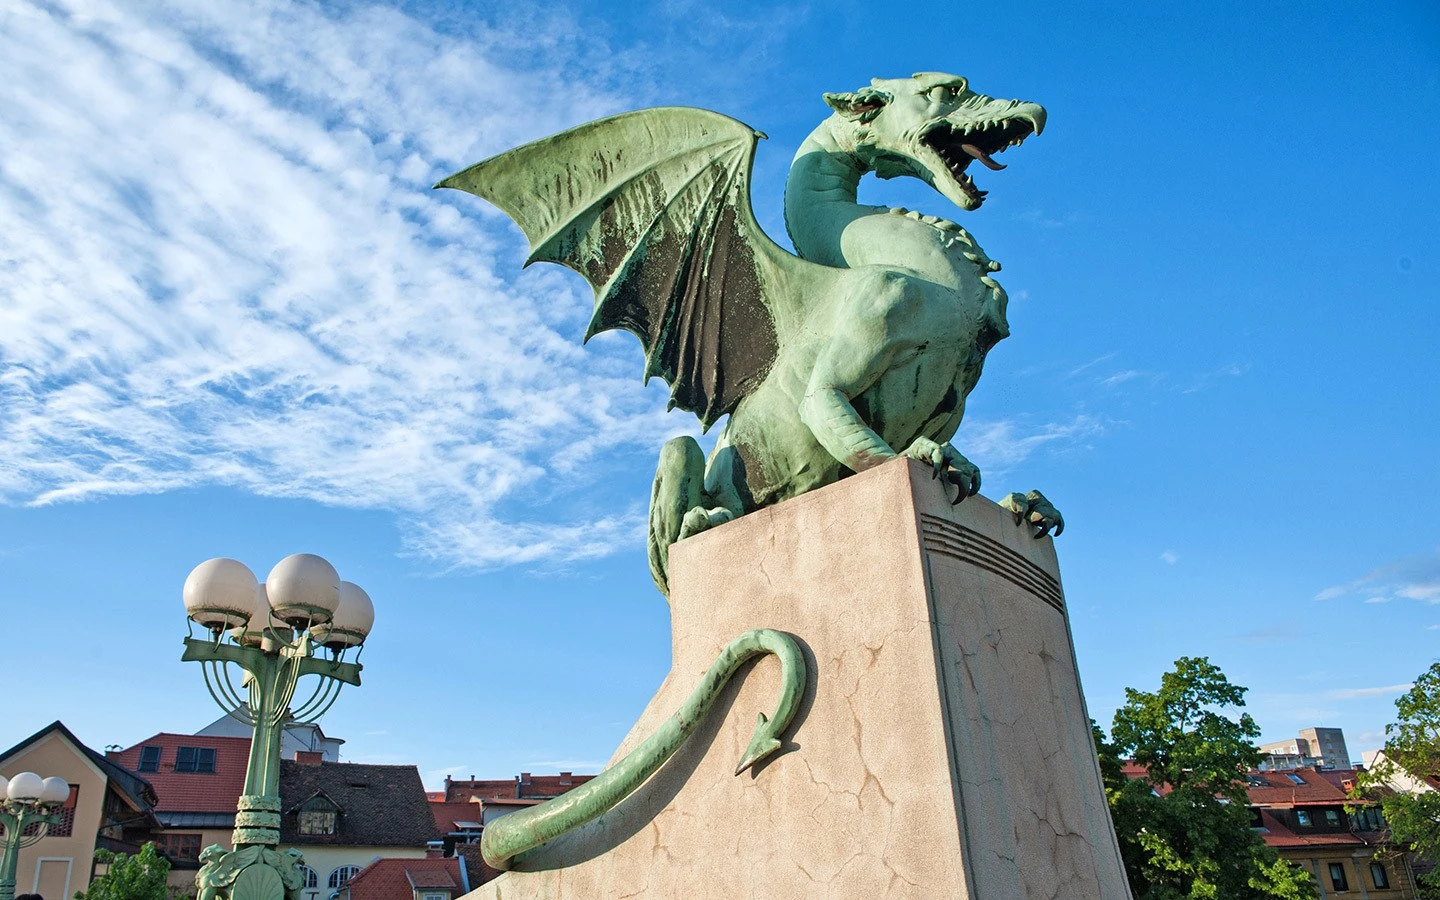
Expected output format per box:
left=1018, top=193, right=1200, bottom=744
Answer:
left=266, top=553, right=341, bottom=628
left=184, top=558, right=261, bottom=632
left=312, top=581, right=375, bottom=650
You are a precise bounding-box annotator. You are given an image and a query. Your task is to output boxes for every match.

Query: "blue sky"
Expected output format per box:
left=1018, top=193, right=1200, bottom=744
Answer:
left=1, top=0, right=1436, bottom=787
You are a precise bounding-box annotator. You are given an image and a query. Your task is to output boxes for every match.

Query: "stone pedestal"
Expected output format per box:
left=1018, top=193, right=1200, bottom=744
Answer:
left=465, top=458, right=1130, bottom=898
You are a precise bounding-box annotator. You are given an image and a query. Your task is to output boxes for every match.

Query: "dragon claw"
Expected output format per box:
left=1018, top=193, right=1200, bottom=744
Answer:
left=999, top=490, right=1064, bottom=538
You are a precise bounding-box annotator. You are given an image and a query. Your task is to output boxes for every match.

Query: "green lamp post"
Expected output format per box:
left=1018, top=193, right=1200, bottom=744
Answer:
left=0, top=772, right=69, bottom=900
left=181, top=553, right=374, bottom=900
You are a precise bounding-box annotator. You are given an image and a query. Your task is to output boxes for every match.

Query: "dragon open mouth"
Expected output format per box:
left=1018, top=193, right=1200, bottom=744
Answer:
left=923, top=115, right=1039, bottom=204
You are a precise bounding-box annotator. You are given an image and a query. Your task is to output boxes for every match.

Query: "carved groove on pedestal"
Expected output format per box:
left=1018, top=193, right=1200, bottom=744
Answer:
left=919, top=514, right=1064, bottom=613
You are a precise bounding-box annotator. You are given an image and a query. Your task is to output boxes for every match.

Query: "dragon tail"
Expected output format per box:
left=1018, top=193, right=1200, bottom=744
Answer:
left=479, top=628, right=806, bottom=871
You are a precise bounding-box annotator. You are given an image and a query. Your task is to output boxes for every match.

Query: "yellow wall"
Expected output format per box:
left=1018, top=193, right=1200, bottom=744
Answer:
left=2, top=730, right=110, bottom=898
left=1282, top=847, right=1417, bottom=899
left=162, top=827, right=236, bottom=897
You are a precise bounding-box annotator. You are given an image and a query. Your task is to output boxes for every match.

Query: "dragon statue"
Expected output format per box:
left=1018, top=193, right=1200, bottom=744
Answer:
left=440, top=72, right=1062, bottom=597
left=437, top=73, right=1062, bottom=871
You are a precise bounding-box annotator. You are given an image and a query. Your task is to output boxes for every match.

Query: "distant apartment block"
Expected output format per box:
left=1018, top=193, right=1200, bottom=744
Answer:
left=1259, top=726, right=1351, bottom=771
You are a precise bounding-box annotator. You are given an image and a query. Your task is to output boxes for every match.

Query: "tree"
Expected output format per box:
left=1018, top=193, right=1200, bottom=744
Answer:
left=73, top=843, right=174, bottom=900
left=1355, top=660, right=1440, bottom=897
left=1100, top=656, right=1317, bottom=899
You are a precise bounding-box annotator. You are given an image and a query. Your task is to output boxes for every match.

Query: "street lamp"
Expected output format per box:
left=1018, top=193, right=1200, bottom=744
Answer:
left=0, top=772, right=70, bottom=900
left=181, top=554, right=373, bottom=900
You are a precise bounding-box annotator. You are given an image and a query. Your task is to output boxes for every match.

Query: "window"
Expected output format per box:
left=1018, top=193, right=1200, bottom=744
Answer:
left=421, top=893, right=449, bottom=900
left=1328, top=862, right=1349, bottom=891
left=1324, top=809, right=1341, bottom=828
left=174, top=746, right=217, bottom=773
left=137, top=746, right=161, bottom=773
left=328, top=866, right=360, bottom=889
left=157, top=833, right=203, bottom=862
left=1352, top=806, right=1386, bottom=830
left=1295, top=810, right=1311, bottom=828
left=50, top=784, right=78, bottom=837
left=1286, top=773, right=1305, bottom=785
left=297, top=865, right=318, bottom=888
left=1371, top=862, right=1390, bottom=888
left=298, top=796, right=338, bottom=835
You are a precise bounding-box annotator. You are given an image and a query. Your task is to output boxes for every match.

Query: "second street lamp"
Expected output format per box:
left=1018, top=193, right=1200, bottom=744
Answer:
left=0, top=772, right=70, bottom=900
left=181, top=553, right=374, bottom=900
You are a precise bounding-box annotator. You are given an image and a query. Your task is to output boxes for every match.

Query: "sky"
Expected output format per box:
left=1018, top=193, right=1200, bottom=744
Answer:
left=1, top=0, right=1437, bottom=788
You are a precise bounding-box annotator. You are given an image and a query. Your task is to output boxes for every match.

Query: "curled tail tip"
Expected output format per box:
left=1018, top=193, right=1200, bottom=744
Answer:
left=736, top=712, right=781, bottom=775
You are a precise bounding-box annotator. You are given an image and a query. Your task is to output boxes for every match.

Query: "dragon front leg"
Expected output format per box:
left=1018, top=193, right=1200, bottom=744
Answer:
left=479, top=628, right=806, bottom=871
left=648, top=436, right=735, bottom=596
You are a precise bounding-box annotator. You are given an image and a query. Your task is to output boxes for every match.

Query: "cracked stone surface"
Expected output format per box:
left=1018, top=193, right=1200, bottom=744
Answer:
left=464, top=458, right=1130, bottom=899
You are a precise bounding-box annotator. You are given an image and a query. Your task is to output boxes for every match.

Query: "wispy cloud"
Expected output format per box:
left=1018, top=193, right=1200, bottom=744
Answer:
left=1314, top=549, right=1440, bottom=605
left=0, top=0, right=678, bottom=568
left=1329, top=683, right=1414, bottom=700
left=957, top=415, right=1105, bottom=478
left=1160, top=550, right=1179, bottom=565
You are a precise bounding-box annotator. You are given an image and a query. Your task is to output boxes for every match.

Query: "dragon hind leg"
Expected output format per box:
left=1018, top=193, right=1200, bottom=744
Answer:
left=648, top=436, right=734, bottom=596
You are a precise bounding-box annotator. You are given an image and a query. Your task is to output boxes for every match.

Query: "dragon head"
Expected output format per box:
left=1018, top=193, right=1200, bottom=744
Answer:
left=824, top=72, right=1045, bottom=211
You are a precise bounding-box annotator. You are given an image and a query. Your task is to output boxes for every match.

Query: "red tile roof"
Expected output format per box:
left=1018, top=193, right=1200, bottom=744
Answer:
left=344, top=857, right=464, bottom=899
left=430, top=801, right=482, bottom=834
left=1246, top=767, right=1353, bottom=807
left=1255, top=808, right=1369, bottom=848
left=108, top=733, right=250, bottom=813
left=444, top=772, right=593, bottom=802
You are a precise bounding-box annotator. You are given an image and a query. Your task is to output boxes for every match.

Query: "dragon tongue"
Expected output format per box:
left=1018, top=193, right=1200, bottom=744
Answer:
left=961, top=143, right=1006, bottom=171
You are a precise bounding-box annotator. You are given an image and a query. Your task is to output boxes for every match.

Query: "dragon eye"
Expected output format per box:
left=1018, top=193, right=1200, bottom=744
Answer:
left=929, top=86, right=951, bottom=103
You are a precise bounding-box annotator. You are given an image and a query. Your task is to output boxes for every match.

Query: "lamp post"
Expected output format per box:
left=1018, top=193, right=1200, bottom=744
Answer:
left=0, top=772, right=69, bottom=900
left=181, top=553, right=373, bottom=900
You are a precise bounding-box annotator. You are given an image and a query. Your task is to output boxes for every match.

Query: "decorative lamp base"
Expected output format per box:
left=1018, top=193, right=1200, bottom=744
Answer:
left=196, top=844, right=307, bottom=900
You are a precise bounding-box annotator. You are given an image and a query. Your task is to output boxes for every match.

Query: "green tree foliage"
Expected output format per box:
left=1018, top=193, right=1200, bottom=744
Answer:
left=1355, top=660, right=1440, bottom=897
left=73, top=843, right=174, bottom=900
left=1100, top=657, right=1317, bottom=899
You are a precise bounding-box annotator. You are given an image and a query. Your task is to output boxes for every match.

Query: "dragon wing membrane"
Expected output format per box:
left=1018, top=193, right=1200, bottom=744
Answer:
left=437, top=107, right=798, bottom=429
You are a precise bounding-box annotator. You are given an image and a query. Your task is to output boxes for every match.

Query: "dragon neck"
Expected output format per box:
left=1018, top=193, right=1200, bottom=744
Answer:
left=784, top=117, right=880, bottom=266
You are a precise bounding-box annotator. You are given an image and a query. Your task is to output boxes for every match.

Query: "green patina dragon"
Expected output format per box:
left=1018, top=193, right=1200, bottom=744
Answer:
left=441, top=72, right=1062, bottom=599
left=438, top=73, right=1063, bottom=871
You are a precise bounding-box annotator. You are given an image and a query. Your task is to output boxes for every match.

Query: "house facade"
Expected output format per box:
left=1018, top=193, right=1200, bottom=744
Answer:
left=0, top=722, right=159, bottom=899
left=107, top=731, right=250, bottom=893
left=1247, top=766, right=1420, bottom=898
left=279, top=755, right=439, bottom=899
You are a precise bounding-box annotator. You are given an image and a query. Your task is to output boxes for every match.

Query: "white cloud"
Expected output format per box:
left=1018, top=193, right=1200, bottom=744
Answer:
left=1314, top=549, right=1440, bottom=606
left=1329, top=683, right=1414, bottom=700
left=1160, top=550, right=1179, bottom=565
left=957, top=415, right=1104, bottom=478
left=0, top=0, right=676, bottom=567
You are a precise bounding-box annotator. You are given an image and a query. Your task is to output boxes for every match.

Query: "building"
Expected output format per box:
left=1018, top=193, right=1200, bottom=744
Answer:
left=1259, top=726, right=1352, bottom=771
left=339, top=856, right=469, bottom=900
left=441, top=772, right=593, bottom=803
left=1246, top=766, right=1419, bottom=897
left=0, top=722, right=160, bottom=899
left=279, top=755, right=440, bottom=898
left=109, top=732, right=439, bottom=898
left=197, top=715, right=345, bottom=762
left=107, top=732, right=250, bottom=892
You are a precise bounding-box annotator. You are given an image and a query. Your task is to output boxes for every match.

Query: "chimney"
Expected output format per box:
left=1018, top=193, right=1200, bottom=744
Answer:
left=560, top=772, right=572, bottom=785
left=296, top=750, right=324, bottom=766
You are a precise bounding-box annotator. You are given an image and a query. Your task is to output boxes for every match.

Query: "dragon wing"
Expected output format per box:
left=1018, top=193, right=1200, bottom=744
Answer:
left=437, top=107, right=796, bottom=430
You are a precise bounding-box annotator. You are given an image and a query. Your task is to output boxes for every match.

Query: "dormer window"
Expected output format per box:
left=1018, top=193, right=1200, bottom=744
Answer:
left=137, top=746, right=161, bottom=773
left=175, top=746, right=217, bottom=773
left=297, top=795, right=339, bottom=835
